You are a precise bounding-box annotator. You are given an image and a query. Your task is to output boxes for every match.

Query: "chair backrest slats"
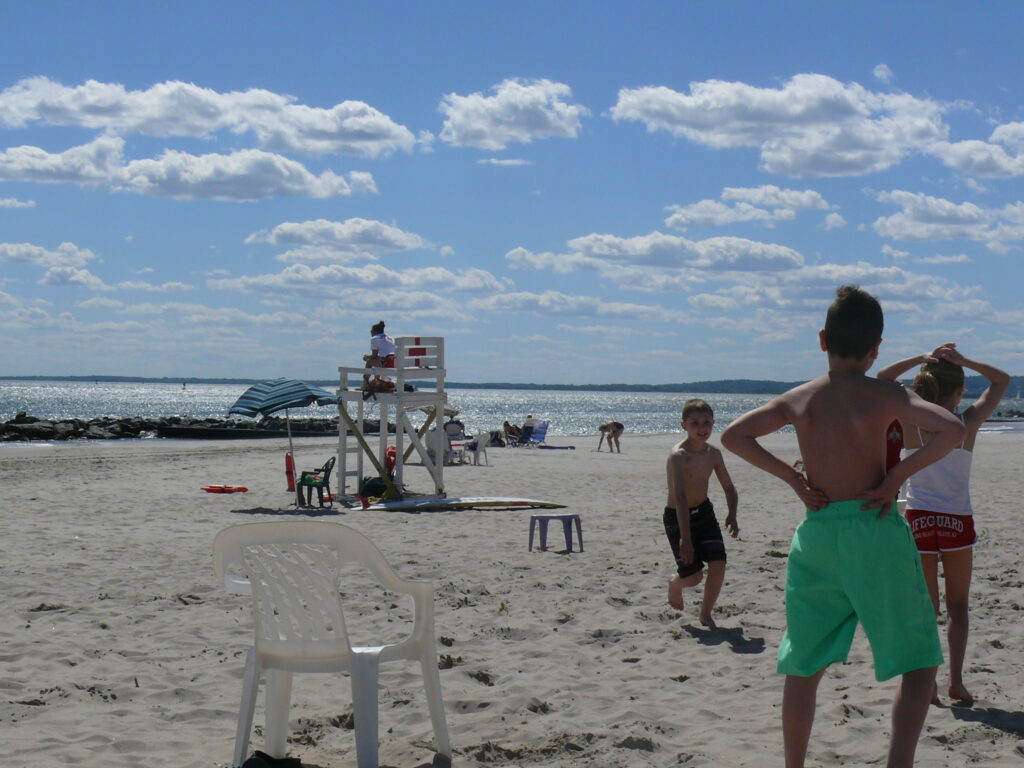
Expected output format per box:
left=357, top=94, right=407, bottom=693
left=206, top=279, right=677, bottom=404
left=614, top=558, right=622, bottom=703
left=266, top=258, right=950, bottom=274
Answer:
left=214, top=522, right=427, bottom=655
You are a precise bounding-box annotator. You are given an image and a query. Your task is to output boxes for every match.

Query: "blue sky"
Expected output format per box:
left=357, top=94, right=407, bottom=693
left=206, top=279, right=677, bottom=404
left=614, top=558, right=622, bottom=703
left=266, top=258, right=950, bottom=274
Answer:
left=1, top=1, right=1022, bottom=384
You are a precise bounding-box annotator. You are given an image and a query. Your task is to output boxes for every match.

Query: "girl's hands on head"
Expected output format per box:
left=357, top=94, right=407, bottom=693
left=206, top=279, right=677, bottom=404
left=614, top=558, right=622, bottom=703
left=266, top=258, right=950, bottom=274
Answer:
left=934, top=343, right=967, bottom=367
left=933, top=342, right=962, bottom=366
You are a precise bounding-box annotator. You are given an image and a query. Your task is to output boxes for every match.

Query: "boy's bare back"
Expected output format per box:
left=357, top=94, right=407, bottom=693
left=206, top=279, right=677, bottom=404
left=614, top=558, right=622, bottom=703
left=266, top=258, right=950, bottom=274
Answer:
left=779, top=372, right=906, bottom=501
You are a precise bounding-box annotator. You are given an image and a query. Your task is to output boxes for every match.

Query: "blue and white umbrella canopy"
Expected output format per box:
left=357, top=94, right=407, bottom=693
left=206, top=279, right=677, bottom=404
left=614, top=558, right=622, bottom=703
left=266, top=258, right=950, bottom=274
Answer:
left=229, top=378, right=338, bottom=459
left=228, top=378, right=338, bottom=418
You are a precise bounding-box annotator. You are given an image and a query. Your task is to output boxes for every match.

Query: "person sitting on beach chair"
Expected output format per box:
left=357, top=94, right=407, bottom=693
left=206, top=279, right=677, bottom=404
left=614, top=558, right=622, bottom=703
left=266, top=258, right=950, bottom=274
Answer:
left=503, top=420, right=522, bottom=443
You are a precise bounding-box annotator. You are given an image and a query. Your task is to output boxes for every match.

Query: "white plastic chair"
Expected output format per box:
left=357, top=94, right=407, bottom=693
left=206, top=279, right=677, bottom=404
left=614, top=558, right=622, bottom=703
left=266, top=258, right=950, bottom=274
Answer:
left=470, top=438, right=488, bottom=466
left=213, top=521, right=452, bottom=768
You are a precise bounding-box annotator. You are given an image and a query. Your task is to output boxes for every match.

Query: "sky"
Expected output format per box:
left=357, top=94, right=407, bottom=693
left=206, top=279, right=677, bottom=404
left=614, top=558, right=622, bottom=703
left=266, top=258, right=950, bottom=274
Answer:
left=1, top=1, right=1022, bottom=385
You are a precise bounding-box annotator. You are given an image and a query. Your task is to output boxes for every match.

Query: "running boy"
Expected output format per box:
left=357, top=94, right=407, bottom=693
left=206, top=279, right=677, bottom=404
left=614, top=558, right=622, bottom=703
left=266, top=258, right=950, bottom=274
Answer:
left=721, top=285, right=965, bottom=768
left=664, top=398, right=739, bottom=627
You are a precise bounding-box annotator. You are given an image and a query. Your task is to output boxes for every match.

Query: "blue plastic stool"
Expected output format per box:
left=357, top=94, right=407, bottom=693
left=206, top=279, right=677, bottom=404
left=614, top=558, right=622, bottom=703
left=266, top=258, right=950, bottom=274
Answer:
left=529, top=513, right=583, bottom=553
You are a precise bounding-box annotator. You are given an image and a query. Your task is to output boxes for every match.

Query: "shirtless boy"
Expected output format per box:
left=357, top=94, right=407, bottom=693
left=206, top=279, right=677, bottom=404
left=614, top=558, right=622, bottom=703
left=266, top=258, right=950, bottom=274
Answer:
left=664, top=399, right=739, bottom=627
left=721, top=285, right=965, bottom=768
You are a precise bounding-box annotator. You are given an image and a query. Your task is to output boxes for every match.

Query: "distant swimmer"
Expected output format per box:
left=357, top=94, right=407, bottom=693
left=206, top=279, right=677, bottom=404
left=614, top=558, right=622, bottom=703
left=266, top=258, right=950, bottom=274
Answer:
left=597, top=421, right=624, bottom=453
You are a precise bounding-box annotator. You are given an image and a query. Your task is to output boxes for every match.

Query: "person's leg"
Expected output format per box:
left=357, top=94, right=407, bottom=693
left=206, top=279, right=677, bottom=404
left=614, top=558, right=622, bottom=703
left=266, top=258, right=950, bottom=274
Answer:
left=699, top=560, right=725, bottom=627
left=940, top=548, right=973, bottom=701
left=783, top=668, right=827, bottom=768
left=887, top=665, right=937, bottom=768
left=597, top=432, right=605, bottom=451
left=917, top=552, right=941, bottom=703
left=667, top=569, right=702, bottom=610
left=919, top=553, right=940, bottom=613
left=613, top=434, right=621, bottom=452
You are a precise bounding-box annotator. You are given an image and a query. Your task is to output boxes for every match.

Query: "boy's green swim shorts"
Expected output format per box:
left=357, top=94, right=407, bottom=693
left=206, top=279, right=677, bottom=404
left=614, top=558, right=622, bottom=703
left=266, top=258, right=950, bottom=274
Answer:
left=777, top=499, right=943, bottom=682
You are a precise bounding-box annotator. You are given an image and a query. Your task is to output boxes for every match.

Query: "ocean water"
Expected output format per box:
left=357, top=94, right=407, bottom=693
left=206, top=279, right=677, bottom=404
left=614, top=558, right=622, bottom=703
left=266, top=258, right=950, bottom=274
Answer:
left=3, top=379, right=1020, bottom=437
left=0, top=379, right=774, bottom=436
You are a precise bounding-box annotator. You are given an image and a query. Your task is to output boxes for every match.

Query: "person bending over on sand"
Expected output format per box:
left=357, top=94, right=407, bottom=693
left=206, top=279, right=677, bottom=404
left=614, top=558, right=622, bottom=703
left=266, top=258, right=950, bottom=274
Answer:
left=597, top=421, right=624, bottom=452
left=664, top=399, right=738, bottom=626
left=877, top=343, right=1009, bottom=705
left=721, top=285, right=965, bottom=768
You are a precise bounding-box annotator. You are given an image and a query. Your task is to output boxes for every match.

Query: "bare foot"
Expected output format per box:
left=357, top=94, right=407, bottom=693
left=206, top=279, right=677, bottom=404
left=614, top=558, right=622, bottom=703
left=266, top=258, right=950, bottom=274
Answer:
left=667, top=578, right=684, bottom=610
left=699, top=614, right=717, bottom=630
left=930, top=682, right=941, bottom=706
left=948, top=682, right=973, bottom=704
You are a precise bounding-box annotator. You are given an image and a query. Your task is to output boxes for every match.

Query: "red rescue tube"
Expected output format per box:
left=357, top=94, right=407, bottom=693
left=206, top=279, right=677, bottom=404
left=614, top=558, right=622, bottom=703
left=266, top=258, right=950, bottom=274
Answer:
left=285, top=451, right=296, bottom=491
left=202, top=485, right=248, bottom=494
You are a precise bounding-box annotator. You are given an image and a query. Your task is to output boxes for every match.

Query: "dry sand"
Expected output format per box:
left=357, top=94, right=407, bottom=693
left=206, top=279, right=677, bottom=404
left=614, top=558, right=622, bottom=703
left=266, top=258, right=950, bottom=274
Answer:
left=1, top=430, right=1022, bottom=767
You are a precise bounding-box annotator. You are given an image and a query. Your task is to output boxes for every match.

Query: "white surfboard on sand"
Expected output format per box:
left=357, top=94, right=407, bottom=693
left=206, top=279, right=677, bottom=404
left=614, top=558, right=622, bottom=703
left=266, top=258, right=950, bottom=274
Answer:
left=367, top=496, right=566, bottom=512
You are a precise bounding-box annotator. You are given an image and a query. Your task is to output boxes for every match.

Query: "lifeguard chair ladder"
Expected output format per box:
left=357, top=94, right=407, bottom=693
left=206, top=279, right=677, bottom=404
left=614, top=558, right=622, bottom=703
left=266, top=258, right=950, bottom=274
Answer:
left=337, top=336, right=448, bottom=499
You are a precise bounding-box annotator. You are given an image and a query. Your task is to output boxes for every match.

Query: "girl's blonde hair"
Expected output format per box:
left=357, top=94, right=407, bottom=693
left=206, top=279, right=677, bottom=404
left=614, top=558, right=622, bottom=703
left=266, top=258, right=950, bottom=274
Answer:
left=912, top=358, right=964, bottom=404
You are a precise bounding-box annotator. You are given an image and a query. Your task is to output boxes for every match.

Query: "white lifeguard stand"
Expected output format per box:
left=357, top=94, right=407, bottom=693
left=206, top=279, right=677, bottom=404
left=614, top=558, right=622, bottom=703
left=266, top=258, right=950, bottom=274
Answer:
left=337, top=336, right=448, bottom=499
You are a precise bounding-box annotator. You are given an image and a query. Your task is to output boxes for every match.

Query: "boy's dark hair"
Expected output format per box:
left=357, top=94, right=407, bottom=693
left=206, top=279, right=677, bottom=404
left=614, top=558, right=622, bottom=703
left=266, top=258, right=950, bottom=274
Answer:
left=823, top=285, right=883, bottom=359
left=682, top=398, right=714, bottom=420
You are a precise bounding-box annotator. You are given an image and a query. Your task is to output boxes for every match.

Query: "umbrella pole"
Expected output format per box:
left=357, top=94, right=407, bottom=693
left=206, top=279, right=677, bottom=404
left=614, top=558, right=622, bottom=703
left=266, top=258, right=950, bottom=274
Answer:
left=286, top=408, right=295, bottom=460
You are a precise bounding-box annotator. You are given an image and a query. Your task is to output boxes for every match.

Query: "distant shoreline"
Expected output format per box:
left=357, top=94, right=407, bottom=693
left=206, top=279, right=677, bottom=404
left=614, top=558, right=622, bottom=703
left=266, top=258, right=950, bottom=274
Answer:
left=2, top=373, right=1020, bottom=397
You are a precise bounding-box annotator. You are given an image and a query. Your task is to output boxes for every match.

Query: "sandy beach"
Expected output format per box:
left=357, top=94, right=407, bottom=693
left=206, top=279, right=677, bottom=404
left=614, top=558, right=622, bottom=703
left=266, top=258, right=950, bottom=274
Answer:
left=1, top=430, right=1022, bottom=767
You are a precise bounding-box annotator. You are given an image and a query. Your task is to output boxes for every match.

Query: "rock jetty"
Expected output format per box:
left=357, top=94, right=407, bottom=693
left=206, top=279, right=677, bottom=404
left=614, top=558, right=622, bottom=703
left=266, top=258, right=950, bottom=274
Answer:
left=0, top=412, right=393, bottom=442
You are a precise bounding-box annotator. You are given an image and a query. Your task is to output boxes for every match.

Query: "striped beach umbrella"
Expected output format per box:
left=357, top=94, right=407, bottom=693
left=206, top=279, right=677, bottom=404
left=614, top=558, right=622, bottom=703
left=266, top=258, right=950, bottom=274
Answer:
left=229, top=378, right=338, bottom=458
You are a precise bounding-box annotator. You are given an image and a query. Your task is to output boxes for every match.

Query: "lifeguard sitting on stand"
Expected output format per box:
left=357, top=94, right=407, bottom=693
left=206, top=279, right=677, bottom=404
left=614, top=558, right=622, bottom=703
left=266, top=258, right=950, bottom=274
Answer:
left=363, top=320, right=397, bottom=394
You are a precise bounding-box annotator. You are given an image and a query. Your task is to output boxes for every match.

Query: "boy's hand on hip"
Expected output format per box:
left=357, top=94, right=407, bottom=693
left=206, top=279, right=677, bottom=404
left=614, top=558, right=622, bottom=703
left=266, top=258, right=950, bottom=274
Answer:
left=856, top=482, right=899, bottom=518
left=789, top=473, right=829, bottom=510
left=678, top=539, right=694, bottom=565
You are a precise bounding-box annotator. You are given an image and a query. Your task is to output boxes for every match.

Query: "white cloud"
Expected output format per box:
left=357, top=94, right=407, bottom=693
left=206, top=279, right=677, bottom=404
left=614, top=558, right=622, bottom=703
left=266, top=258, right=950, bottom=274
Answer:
left=689, top=293, right=740, bottom=310
left=928, top=139, right=1024, bottom=178
left=721, top=185, right=831, bottom=210
left=0, top=76, right=418, bottom=158
left=611, top=73, right=947, bottom=177
left=990, top=122, right=1024, bottom=151
left=440, top=78, right=589, bottom=150
left=37, top=265, right=194, bottom=292
left=873, top=64, right=894, bottom=84
left=247, top=218, right=429, bottom=261
left=823, top=212, right=847, bottom=230
left=477, top=158, right=533, bottom=166
left=567, top=232, right=805, bottom=271
left=506, top=246, right=601, bottom=274
left=916, top=253, right=972, bottom=264
left=873, top=190, right=1024, bottom=249
left=468, top=289, right=690, bottom=322
left=0, top=135, right=371, bottom=200
left=666, top=186, right=833, bottom=230
left=926, top=120, right=1024, bottom=178
left=39, top=266, right=109, bottom=289
left=882, top=244, right=910, bottom=260
left=555, top=323, right=644, bottom=336
left=0, top=197, right=35, bottom=208
left=666, top=200, right=791, bottom=229
left=208, top=262, right=509, bottom=295
left=0, top=241, right=97, bottom=267
left=76, top=296, right=123, bottom=309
